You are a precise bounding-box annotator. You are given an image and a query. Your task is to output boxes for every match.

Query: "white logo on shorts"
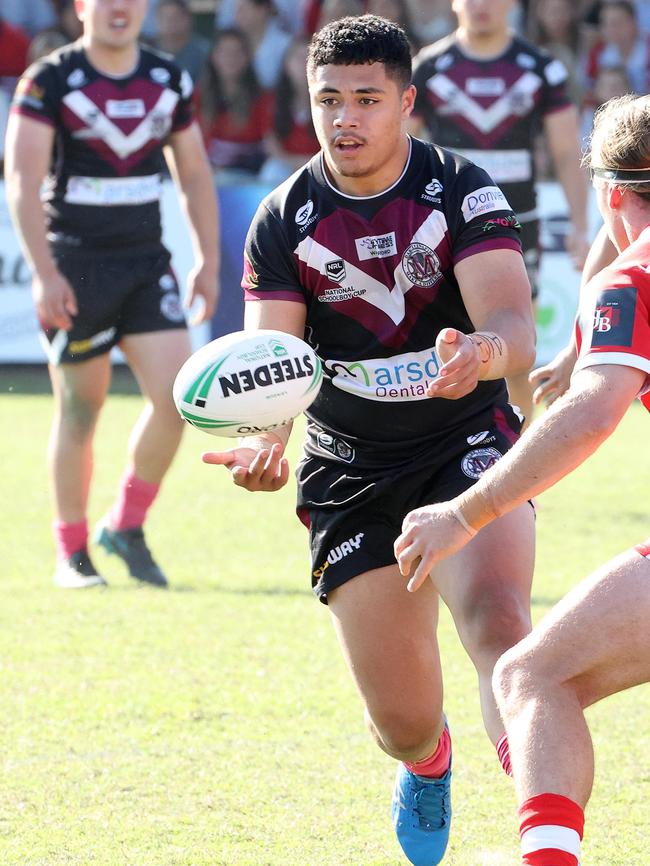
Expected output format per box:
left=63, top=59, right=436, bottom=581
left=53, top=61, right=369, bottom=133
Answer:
left=160, top=293, right=185, bottom=323
left=461, top=447, right=502, bottom=479
left=159, top=274, right=176, bottom=291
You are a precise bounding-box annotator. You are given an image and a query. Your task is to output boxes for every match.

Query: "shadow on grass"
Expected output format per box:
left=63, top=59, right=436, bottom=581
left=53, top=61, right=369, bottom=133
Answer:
left=1, top=364, right=140, bottom=395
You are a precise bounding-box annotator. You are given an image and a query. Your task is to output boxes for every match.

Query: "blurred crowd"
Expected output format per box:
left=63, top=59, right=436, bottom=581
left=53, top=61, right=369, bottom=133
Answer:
left=1, top=0, right=649, bottom=181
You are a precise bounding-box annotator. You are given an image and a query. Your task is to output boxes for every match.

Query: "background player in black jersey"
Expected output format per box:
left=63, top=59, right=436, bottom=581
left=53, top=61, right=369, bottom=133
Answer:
left=4, top=0, right=220, bottom=589
left=203, top=15, right=536, bottom=866
left=410, top=0, right=590, bottom=429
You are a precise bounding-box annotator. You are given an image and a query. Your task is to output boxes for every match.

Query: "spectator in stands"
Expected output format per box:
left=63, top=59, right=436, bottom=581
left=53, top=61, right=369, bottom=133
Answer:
left=232, top=0, right=292, bottom=89
left=585, top=0, right=650, bottom=97
left=0, top=15, right=30, bottom=170
left=198, top=27, right=273, bottom=178
left=404, top=0, right=455, bottom=46
left=580, top=63, right=633, bottom=141
left=528, top=0, right=584, bottom=104
left=216, top=0, right=307, bottom=33
left=156, top=0, right=210, bottom=82
left=316, top=0, right=365, bottom=31
left=259, top=35, right=319, bottom=184
left=27, top=29, right=68, bottom=64
left=2, top=0, right=57, bottom=37
left=366, top=0, right=419, bottom=49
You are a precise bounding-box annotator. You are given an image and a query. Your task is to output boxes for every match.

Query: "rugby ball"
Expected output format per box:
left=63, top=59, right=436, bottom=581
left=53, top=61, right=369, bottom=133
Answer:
left=173, top=329, right=323, bottom=437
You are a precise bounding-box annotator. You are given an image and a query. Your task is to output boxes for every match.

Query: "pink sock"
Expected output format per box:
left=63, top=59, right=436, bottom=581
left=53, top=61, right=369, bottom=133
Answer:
left=496, top=732, right=513, bottom=776
left=54, top=519, right=88, bottom=560
left=519, top=792, right=584, bottom=866
left=110, top=470, right=160, bottom=531
left=404, top=725, right=452, bottom=778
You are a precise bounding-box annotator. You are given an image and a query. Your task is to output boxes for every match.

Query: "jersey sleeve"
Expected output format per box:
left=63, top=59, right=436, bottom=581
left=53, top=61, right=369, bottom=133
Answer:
left=171, top=67, right=195, bottom=132
left=447, top=162, right=523, bottom=264
left=242, top=201, right=305, bottom=304
left=575, top=269, right=650, bottom=378
left=538, top=53, right=573, bottom=115
left=10, top=60, right=60, bottom=127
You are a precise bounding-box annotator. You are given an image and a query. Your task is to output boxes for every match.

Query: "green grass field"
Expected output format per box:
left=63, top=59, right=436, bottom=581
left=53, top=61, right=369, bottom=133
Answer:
left=1, top=365, right=649, bottom=866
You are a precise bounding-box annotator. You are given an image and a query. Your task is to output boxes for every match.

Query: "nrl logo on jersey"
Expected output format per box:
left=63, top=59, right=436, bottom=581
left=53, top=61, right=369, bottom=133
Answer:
left=422, top=178, right=443, bottom=203
left=325, top=259, right=346, bottom=283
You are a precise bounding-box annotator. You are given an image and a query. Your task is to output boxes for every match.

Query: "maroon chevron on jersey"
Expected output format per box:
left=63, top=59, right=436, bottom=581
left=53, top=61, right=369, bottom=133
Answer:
left=242, top=137, right=524, bottom=447
left=10, top=41, right=194, bottom=247
left=412, top=34, right=571, bottom=220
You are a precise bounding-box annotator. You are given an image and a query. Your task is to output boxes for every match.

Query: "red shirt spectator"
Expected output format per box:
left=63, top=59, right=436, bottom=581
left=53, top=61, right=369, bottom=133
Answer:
left=0, top=18, right=30, bottom=76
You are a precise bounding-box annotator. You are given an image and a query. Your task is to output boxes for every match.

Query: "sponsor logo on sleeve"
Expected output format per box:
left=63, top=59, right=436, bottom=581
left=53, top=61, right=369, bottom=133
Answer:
left=590, top=287, right=637, bottom=347
left=481, top=214, right=521, bottom=232
left=180, top=69, right=193, bottom=99
left=461, top=186, right=510, bottom=222
left=355, top=231, right=397, bottom=260
left=241, top=253, right=259, bottom=290
left=544, top=58, right=569, bottom=86
left=15, top=78, right=45, bottom=109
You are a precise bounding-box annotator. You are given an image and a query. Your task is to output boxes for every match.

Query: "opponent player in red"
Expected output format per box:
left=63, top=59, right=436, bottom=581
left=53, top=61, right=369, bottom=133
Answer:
left=204, top=15, right=536, bottom=865
left=5, top=0, right=219, bottom=588
left=395, top=93, right=650, bottom=865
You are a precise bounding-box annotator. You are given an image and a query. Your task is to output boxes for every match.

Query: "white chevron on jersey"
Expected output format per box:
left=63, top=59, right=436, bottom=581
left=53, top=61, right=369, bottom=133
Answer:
left=63, top=88, right=180, bottom=159
left=295, top=210, right=448, bottom=326
left=426, top=70, right=543, bottom=135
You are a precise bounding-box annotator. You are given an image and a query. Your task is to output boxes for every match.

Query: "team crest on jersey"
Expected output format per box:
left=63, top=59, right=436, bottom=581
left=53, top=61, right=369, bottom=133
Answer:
left=461, top=447, right=502, bottom=479
left=402, top=243, right=442, bottom=288
left=325, top=259, right=346, bottom=283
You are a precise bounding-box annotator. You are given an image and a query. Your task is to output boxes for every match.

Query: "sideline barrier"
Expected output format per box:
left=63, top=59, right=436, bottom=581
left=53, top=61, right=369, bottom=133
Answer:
left=0, top=179, right=596, bottom=365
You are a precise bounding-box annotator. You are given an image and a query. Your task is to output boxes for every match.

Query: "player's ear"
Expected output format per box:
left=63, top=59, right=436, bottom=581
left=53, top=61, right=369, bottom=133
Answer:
left=608, top=186, right=625, bottom=210
left=402, top=84, right=417, bottom=119
left=74, top=0, right=85, bottom=23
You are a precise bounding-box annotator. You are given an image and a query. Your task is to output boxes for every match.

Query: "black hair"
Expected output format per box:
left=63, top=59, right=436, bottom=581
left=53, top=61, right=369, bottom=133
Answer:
left=307, top=14, right=412, bottom=91
left=199, top=27, right=260, bottom=127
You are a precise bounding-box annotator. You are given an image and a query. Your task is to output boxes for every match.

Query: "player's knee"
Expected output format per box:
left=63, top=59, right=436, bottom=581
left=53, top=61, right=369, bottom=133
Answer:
left=58, top=389, right=103, bottom=437
left=492, top=643, right=543, bottom=721
left=459, top=588, right=531, bottom=661
left=366, top=705, right=443, bottom=761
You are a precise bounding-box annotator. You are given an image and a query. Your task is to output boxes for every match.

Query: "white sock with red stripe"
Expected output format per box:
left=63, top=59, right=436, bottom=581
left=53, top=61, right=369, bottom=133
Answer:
left=519, top=793, right=584, bottom=865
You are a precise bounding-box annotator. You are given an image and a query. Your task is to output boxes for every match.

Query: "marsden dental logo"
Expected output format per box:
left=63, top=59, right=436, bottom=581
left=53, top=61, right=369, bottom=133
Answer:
left=325, top=348, right=442, bottom=401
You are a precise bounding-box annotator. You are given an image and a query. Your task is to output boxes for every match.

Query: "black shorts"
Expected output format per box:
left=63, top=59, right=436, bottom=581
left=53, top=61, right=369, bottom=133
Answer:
left=296, top=403, right=523, bottom=603
left=519, top=219, right=540, bottom=301
left=43, top=243, right=186, bottom=365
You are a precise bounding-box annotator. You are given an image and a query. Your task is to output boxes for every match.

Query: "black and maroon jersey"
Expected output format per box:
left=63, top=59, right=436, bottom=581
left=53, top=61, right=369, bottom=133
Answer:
left=575, top=225, right=650, bottom=414
left=243, top=136, right=524, bottom=450
left=412, top=34, right=571, bottom=221
left=10, top=41, right=194, bottom=247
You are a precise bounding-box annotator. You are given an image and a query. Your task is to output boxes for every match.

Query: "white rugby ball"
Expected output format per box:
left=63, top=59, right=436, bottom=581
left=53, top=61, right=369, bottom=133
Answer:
left=173, top=329, right=323, bottom=437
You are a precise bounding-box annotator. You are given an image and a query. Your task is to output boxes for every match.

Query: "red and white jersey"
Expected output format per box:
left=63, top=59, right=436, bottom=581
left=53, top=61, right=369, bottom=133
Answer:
left=575, top=225, right=650, bottom=412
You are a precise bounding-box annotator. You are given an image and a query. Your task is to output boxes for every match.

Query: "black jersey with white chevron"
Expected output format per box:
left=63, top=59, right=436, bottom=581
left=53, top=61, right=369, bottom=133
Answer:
left=242, top=137, right=524, bottom=450
left=10, top=41, right=194, bottom=247
left=413, top=34, right=571, bottom=220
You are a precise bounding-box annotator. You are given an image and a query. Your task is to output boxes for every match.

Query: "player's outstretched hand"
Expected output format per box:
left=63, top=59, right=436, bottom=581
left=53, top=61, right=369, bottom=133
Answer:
left=394, top=503, right=476, bottom=592
left=202, top=442, right=289, bottom=492
left=33, top=271, right=78, bottom=331
left=529, top=342, right=575, bottom=407
left=426, top=328, right=480, bottom=399
left=184, top=262, right=220, bottom=325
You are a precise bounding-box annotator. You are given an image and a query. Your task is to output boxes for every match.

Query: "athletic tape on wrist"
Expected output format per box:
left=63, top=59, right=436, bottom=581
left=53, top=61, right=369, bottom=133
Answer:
left=453, top=506, right=478, bottom=538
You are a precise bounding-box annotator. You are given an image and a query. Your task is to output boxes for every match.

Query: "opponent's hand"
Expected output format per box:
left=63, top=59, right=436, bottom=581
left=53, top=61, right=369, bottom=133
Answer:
left=565, top=227, right=590, bottom=271
left=394, top=504, right=476, bottom=592
left=529, top=344, right=575, bottom=407
left=427, top=328, right=480, bottom=399
left=184, top=262, right=220, bottom=325
left=201, top=441, right=289, bottom=492
left=33, top=271, right=78, bottom=331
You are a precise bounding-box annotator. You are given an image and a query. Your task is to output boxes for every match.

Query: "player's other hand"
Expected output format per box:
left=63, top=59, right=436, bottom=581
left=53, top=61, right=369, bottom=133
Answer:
left=426, top=328, right=480, bottom=400
left=529, top=343, right=576, bottom=407
left=33, top=270, right=78, bottom=331
left=184, top=262, right=220, bottom=325
left=394, top=503, right=475, bottom=592
left=202, top=441, right=289, bottom=492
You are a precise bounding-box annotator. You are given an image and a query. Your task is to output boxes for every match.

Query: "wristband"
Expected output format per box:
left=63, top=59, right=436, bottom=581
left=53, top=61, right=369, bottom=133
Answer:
left=452, top=506, right=478, bottom=538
